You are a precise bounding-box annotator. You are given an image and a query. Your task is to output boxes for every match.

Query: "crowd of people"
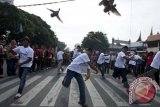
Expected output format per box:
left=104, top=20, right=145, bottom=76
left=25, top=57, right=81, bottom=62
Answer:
left=0, top=38, right=71, bottom=78
left=0, top=37, right=160, bottom=107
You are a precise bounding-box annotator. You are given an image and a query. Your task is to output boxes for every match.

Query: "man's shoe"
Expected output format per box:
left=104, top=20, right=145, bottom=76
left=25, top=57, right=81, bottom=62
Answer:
left=78, top=101, right=88, bottom=107
left=14, top=93, right=21, bottom=99
left=123, top=82, right=129, bottom=88
left=102, top=75, right=105, bottom=79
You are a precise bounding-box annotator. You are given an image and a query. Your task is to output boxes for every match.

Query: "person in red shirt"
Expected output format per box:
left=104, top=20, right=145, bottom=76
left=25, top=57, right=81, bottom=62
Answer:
left=31, top=44, right=39, bottom=72
left=145, top=52, right=154, bottom=72
left=37, top=46, right=44, bottom=70
left=47, top=48, right=52, bottom=67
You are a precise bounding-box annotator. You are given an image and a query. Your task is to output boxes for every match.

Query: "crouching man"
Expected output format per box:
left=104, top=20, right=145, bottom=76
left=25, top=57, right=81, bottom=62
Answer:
left=62, top=48, right=98, bottom=107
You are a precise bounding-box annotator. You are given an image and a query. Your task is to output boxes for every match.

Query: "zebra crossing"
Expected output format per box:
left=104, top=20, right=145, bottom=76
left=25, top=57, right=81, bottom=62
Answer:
left=0, top=73, right=160, bottom=107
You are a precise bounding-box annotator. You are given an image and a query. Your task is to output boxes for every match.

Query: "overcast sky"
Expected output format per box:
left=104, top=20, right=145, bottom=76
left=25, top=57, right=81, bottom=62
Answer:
left=13, top=0, right=160, bottom=50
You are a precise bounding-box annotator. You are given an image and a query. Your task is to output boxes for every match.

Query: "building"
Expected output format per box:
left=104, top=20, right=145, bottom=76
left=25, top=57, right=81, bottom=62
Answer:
left=128, top=32, right=147, bottom=52
left=109, top=38, right=130, bottom=53
left=145, top=31, right=160, bottom=53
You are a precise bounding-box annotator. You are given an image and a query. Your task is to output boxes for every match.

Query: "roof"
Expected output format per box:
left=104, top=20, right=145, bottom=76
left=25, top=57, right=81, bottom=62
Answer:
left=146, top=34, right=160, bottom=42
left=136, top=35, right=142, bottom=42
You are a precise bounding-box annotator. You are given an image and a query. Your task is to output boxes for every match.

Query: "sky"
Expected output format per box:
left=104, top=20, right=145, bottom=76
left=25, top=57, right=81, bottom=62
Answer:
left=11, top=0, right=160, bottom=50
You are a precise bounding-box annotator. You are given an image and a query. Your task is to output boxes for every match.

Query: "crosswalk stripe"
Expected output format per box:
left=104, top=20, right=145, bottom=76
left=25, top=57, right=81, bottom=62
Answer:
left=11, top=76, right=54, bottom=106
left=0, top=76, right=41, bottom=103
left=0, top=78, right=19, bottom=90
left=106, top=78, right=128, bottom=95
left=0, top=76, right=14, bottom=82
left=68, top=79, right=81, bottom=107
left=95, top=78, right=129, bottom=106
left=85, top=79, right=106, bottom=107
left=40, top=77, right=64, bottom=106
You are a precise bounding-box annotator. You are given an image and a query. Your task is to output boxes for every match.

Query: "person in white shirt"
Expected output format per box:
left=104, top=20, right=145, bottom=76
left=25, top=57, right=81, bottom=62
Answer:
left=72, top=45, right=81, bottom=59
left=13, top=36, right=34, bottom=99
left=56, top=48, right=64, bottom=74
left=97, top=52, right=105, bottom=78
left=129, top=51, right=142, bottom=77
left=142, top=51, right=160, bottom=85
left=110, top=53, right=116, bottom=69
left=133, top=51, right=143, bottom=77
left=113, top=46, right=132, bottom=88
left=62, top=48, right=98, bottom=107
left=104, top=50, right=111, bottom=74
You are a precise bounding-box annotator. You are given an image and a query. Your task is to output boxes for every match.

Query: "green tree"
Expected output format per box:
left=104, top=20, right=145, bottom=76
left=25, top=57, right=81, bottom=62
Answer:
left=57, top=41, right=66, bottom=50
left=0, top=2, right=65, bottom=48
left=81, top=31, right=109, bottom=52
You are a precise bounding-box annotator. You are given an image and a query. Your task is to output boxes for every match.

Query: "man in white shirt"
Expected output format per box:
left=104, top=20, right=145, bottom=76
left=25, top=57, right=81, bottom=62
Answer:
left=128, top=51, right=142, bottom=77
left=104, top=50, right=111, bottom=74
left=113, top=46, right=131, bottom=88
left=110, top=53, right=116, bottom=69
left=13, top=36, right=34, bottom=99
left=133, top=52, right=143, bottom=77
left=97, top=52, right=105, bottom=78
left=72, top=45, right=81, bottom=59
left=62, top=48, right=98, bottom=107
left=56, top=48, right=64, bottom=74
left=142, top=51, right=160, bottom=85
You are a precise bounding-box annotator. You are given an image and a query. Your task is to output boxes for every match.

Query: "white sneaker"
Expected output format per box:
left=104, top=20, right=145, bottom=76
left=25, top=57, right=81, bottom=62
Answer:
left=14, top=93, right=21, bottom=99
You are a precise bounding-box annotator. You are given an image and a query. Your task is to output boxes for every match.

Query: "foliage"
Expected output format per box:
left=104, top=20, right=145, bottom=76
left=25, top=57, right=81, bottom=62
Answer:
left=57, top=41, right=66, bottom=50
left=0, top=2, right=65, bottom=48
left=81, top=31, right=109, bottom=52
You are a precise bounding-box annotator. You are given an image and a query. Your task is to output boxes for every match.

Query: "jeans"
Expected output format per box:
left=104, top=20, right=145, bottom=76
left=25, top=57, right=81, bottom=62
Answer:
left=97, top=63, right=105, bottom=77
left=104, top=62, right=110, bottom=73
left=18, top=67, right=30, bottom=94
left=62, top=69, right=86, bottom=103
left=57, top=60, right=63, bottom=73
left=37, top=57, right=43, bottom=70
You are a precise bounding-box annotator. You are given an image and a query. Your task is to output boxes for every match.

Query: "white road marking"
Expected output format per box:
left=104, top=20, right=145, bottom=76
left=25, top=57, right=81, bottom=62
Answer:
left=0, top=76, right=41, bottom=103
left=85, top=79, right=106, bottom=107
left=40, top=77, right=63, bottom=106
left=95, top=78, right=129, bottom=106
left=11, top=76, right=53, bottom=106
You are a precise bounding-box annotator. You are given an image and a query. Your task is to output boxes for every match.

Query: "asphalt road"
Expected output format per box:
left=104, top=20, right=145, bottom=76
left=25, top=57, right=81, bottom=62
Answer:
left=0, top=67, right=159, bottom=107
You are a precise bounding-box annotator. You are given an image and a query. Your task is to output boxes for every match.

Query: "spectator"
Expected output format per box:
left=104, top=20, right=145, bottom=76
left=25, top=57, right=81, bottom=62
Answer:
left=0, top=44, right=4, bottom=78
left=37, top=46, right=44, bottom=70
left=46, top=48, right=52, bottom=67
left=145, top=51, right=154, bottom=72
left=56, top=48, right=64, bottom=74
left=31, top=44, right=39, bottom=72
left=72, top=45, right=81, bottom=59
left=6, top=40, right=18, bottom=76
